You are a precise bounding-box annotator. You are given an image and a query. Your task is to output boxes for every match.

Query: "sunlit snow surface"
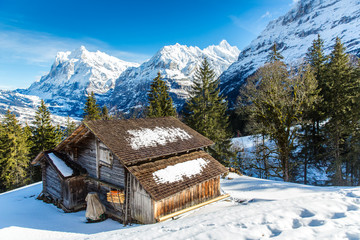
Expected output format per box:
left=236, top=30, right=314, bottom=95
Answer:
left=1, top=173, right=360, bottom=239
left=127, top=127, right=192, bottom=150
left=153, top=158, right=209, bottom=184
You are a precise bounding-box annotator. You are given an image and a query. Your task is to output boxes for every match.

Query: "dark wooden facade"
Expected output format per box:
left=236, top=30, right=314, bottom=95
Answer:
left=34, top=117, right=228, bottom=224
left=39, top=152, right=87, bottom=211
left=63, top=132, right=127, bottom=221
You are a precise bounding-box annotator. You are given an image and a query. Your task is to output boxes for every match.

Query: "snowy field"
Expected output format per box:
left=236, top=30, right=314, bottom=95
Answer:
left=1, top=173, right=360, bottom=240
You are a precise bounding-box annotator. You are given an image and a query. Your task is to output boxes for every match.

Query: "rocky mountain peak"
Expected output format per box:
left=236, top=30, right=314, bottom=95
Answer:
left=68, top=45, right=88, bottom=59
left=19, top=46, right=139, bottom=117
left=220, top=0, right=360, bottom=106
left=219, top=39, right=231, bottom=48
left=111, top=41, right=240, bottom=112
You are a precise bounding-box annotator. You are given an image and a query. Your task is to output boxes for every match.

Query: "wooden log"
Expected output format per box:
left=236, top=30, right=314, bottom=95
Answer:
left=158, top=194, right=230, bottom=222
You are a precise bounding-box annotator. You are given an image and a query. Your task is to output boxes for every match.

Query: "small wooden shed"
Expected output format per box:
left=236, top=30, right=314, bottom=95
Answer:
left=34, top=117, right=228, bottom=224
left=36, top=151, right=87, bottom=211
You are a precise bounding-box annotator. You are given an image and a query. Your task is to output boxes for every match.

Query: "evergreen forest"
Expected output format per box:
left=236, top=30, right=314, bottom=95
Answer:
left=1, top=35, right=360, bottom=193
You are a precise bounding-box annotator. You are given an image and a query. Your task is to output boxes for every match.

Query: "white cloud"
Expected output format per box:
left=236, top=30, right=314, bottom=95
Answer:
left=0, top=28, right=149, bottom=65
left=261, top=11, right=272, bottom=19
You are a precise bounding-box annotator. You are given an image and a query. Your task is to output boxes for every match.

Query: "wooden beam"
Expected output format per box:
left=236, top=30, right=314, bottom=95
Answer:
left=95, top=138, right=100, bottom=179
left=86, top=176, right=124, bottom=190
left=32, top=151, right=45, bottom=165
left=157, top=194, right=230, bottom=222
left=55, top=125, right=86, bottom=151
left=67, top=128, right=89, bottom=147
left=73, top=129, right=90, bottom=145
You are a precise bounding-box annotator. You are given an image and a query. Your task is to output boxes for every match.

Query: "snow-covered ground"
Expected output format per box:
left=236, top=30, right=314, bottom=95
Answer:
left=1, top=173, right=360, bottom=239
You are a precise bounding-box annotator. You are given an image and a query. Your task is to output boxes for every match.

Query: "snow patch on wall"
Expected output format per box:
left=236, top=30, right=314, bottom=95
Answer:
left=127, top=127, right=192, bottom=150
left=153, top=158, right=209, bottom=184
left=48, top=153, right=73, bottom=177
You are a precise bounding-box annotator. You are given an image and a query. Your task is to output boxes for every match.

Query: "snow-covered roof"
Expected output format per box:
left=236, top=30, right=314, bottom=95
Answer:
left=81, top=117, right=214, bottom=166
left=127, top=127, right=192, bottom=150
left=48, top=153, right=74, bottom=177
left=153, top=158, right=209, bottom=184
left=127, top=150, right=227, bottom=201
left=40, top=151, right=86, bottom=179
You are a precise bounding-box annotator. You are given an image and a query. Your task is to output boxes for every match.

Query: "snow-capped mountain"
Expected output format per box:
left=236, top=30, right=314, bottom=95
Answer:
left=19, top=46, right=139, bottom=116
left=220, top=0, right=360, bottom=105
left=111, top=40, right=240, bottom=111
left=0, top=90, right=77, bottom=126
left=25, top=46, right=139, bottom=98
left=0, top=42, right=238, bottom=122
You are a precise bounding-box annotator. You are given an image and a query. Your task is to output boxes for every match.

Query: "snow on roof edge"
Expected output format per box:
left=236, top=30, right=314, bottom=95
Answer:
left=48, top=153, right=74, bottom=177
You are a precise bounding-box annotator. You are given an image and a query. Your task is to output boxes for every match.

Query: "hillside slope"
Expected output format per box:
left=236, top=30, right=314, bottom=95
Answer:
left=1, top=173, right=359, bottom=239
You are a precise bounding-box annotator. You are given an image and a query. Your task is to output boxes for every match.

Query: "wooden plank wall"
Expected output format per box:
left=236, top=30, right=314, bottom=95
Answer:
left=86, top=180, right=124, bottom=220
left=99, top=154, right=125, bottom=188
left=75, top=135, right=97, bottom=178
left=75, top=134, right=125, bottom=188
left=129, top=174, right=154, bottom=224
left=41, top=162, right=47, bottom=193
left=154, top=176, right=221, bottom=220
left=62, top=176, right=87, bottom=210
left=45, top=165, right=62, bottom=200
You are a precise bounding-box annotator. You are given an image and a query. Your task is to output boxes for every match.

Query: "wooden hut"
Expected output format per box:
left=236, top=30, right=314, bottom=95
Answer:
left=33, top=117, right=228, bottom=224
left=36, top=151, right=87, bottom=211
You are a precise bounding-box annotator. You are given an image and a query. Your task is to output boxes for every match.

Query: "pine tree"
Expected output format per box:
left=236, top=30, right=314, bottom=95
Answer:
left=147, top=72, right=176, bottom=118
left=305, top=35, right=327, bottom=93
left=0, top=111, right=30, bottom=191
left=23, top=123, right=33, bottom=149
left=23, top=123, right=33, bottom=182
left=0, top=123, right=3, bottom=191
left=30, top=100, right=62, bottom=182
left=64, top=116, right=77, bottom=137
left=347, top=60, right=360, bottom=185
left=239, top=62, right=319, bottom=181
left=267, top=42, right=284, bottom=63
left=184, top=58, right=235, bottom=166
left=323, top=37, right=360, bottom=185
left=83, top=91, right=101, bottom=120
left=101, top=106, right=112, bottom=120
left=299, top=34, right=327, bottom=184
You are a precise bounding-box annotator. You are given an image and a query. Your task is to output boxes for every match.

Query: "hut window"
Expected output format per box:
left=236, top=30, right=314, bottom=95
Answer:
left=99, top=142, right=113, bottom=165
left=107, top=189, right=125, bottom=204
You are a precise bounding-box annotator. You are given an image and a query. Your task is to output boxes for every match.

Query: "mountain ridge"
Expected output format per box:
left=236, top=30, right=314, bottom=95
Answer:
left=2, top=0, right=360, bottom=123
left=0, top=41, right=239, bottom=123
left=111, top=40, right=240, bottom=111
left=220, top=0, right=360, bottom=106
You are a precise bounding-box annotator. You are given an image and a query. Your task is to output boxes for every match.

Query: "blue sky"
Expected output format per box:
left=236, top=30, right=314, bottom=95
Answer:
left=0, top=0, right=296, bottom=89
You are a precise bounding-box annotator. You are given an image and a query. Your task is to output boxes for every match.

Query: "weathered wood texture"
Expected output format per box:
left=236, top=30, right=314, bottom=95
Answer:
left=154, top=176, right=221, bottom=220
left=62, top=176, right=87, bottom=210
left=75, top=134, right=125, bottom=188
left=127, top=150, right=227, bottom=201
left=41, top=162, right=47, bottom=193
left=45, top=164, right=62, bottom=200
left=129, top=174, right=154, bottom=224
left=84, top=117, right=214, bottom=165
left=86, top=180, right=124, bottom=221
